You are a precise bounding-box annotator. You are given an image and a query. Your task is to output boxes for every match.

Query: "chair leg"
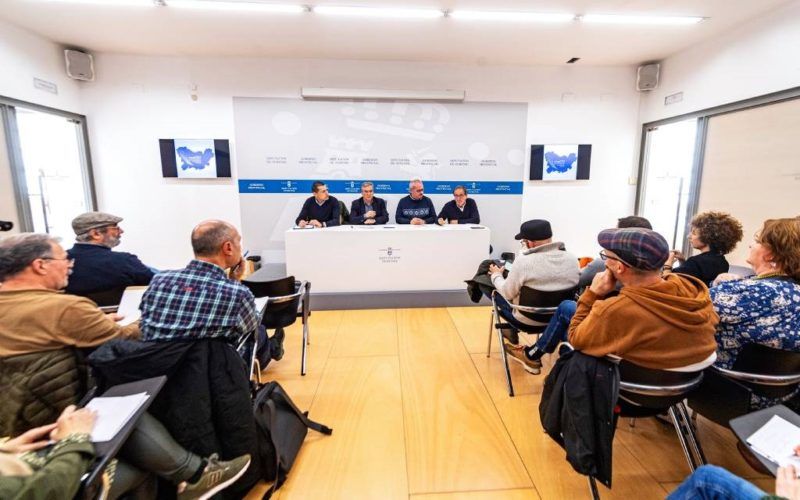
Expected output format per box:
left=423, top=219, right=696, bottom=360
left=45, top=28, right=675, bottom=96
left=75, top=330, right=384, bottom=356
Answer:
left=628, top=418, right=636, bottom=428
left=486, top=311, right=494, bottom=357
left=495, top=318, right=514, bottom=397
left=668, top=405, right=698, bottom=472
left=587, top=476, right=600, bottom=500
left=301, top=321, right=309, bottom=376
left=678, top=401, right=707, bottom=466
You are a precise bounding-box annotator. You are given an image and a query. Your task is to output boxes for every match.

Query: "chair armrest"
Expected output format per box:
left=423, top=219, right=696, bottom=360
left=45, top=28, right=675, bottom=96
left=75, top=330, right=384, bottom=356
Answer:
left=620, top=374, right=703, bottom=397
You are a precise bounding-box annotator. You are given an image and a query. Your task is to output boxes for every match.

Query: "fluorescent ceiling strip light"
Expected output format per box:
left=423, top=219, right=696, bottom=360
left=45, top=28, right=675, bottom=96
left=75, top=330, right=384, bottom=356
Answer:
left=449, top=10, right=574, bottom=23
left=43, top=0, right=157, bottom=6
left=581, top=14, right=704, bottom=25
left=313, top=5, right=444, bottom=19
left=167, top=0, right=305, bottom=12
left=301, top=88, right=465, bottom=101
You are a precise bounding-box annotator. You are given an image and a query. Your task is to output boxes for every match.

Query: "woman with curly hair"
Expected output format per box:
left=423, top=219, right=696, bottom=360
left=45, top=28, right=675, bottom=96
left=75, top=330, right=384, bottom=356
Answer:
left=711, top=217, right=800, bottom=409
left=664, top=211, right=744, bottom=286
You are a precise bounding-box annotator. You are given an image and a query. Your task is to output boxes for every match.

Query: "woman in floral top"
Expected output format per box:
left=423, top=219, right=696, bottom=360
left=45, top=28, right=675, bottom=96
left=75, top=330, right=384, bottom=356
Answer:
left=710, top=217, right=800, bottom=409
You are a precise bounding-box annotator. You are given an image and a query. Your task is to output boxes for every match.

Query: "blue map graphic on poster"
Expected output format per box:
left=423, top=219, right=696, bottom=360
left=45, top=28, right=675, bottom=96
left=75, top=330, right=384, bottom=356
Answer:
left=176, top=147, right=214, bottom=171
left=544, top=151, right=577, bottom=173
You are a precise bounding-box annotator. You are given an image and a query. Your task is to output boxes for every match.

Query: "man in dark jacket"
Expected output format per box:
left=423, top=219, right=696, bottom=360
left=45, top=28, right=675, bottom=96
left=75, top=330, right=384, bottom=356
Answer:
left=395, top=178, right=436, bottom=225
left=295, top=181, right=340, bottom=227
left=350, top=181, right=389, bottom=225
left=65, top=212, right=154, bottom=298
left=437, top=185, right=480, bottom=225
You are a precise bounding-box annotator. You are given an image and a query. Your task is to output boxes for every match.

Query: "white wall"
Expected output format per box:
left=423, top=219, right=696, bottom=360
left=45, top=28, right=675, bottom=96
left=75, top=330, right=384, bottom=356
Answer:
left=640, top=1, right=800, bottom=123
left=81, top=55, right=641, bottom=269
left=0, top=19, right=83, bottom=234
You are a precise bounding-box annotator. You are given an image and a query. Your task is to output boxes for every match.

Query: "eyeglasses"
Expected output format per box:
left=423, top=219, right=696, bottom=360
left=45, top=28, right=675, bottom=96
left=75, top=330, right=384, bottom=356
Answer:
left=41, top=257, right=75, bottom=265
left=599, top=250, right=631, bottom=267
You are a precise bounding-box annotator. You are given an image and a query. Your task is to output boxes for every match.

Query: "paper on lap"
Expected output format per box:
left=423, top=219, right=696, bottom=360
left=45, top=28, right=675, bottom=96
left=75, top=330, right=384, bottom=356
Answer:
left=747, top=415, right=800, bottom=473
left=85, top=392, right=149, bottom=442
left=115, top=286, right=147, bottom=326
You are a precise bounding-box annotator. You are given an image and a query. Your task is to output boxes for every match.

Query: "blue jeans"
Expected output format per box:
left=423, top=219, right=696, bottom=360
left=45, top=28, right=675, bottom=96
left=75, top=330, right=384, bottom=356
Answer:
left=667, top=465, right=767, bottom=500
left=525, top=300, right=577, bottom=360
left=491, top=293, right=535, bottom=331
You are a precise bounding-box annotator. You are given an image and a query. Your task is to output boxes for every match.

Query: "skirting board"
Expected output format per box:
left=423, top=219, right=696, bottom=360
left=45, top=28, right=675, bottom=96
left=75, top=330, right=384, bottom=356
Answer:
left=310, top=289, right=486, bottom=310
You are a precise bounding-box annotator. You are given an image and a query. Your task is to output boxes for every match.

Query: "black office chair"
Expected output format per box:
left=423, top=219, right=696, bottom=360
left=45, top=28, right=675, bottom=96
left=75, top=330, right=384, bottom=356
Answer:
left=688, top=344, right=800, bottom=428
left=487, top=286, right=578, bottom=397
left=586, top=357, right=706, bottom=500
left=242, top=276, right=312, bottom=376
left=85, top=286, right=127, bottom=308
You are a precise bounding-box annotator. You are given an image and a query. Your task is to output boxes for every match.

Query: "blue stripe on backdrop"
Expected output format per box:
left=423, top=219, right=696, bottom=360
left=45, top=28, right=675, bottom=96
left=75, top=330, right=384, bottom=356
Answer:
left=238, top=179, right=523, bottom=195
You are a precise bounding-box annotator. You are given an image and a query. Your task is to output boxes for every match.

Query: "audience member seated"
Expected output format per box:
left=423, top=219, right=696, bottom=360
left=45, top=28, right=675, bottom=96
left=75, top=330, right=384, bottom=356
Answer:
left=710, top=217, right=800, bottom=409
left=506, top=227, right=719, bottom=373
left=65, top=211, right=155, bottom=299
left=579, top=215, right=652, bottom=288
left=139, top=220, right=281, bottom=352
left=437, top=185, right=480, bottom=225
left=295, top=181, right=340, bottom=228
left=396, top=178, right=436, bottom=225
left=0, top=404, right=251, bottom=500
left=350, top=181, right=389, bottom=225
left=0, top=233, right=140, bottom=434
left=486, top=219, right=579, bottom=374
left=669, top=459, right=800, bottom=500
left=664, top=211, right=744, bottom=286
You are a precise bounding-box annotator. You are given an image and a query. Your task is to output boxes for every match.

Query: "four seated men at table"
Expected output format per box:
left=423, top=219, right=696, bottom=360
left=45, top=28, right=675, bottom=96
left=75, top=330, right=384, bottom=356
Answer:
left=65, top=211, right=155, bottom=298
left=438, top=185, right=480, bottom=225
left=396, top=178, right=437, bottom=225
left=296, top=181, right=341, bottom=228
left=350, top=181, right=389, bottom=225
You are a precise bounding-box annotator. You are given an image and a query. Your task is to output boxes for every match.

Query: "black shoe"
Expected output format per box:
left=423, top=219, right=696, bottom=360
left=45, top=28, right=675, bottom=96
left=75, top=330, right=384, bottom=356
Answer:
left=270, top=328, right=285, bottom=361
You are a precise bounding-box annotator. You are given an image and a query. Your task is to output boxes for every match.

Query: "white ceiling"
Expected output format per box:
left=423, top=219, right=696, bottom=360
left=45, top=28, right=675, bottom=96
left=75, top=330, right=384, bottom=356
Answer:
left=0, top=0, right=793, bottom=66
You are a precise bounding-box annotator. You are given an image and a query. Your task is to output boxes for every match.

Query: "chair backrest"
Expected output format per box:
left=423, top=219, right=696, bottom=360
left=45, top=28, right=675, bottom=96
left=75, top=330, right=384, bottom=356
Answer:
left=617, top=359, right=703, bottom=411
left=243, top=276, right=301, bottom=329
left=85, top=286, right=127, bottom=307
left=339, top=200, right=350, bottom=224
left=728, top=344, right=800, bottom=398
left=517, top=286, right=578, bottom=323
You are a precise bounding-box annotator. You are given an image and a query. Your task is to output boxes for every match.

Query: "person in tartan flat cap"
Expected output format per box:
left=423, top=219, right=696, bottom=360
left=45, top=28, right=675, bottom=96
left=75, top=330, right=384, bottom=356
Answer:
left=66, top=212, right=155, bottom=300
left=505, top=226, right=719, bottom=374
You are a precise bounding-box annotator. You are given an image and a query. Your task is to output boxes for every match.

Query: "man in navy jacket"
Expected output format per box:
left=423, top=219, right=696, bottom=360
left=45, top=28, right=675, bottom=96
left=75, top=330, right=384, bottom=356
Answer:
left=350, top=181, right=389, bottom=225
left=437, top=185, right=480, bottom=225
left=395, top=178, right=436, bottom=225
left=295, top=181, right=340, bottom=228
left=65, top=212, right=154, bottom=297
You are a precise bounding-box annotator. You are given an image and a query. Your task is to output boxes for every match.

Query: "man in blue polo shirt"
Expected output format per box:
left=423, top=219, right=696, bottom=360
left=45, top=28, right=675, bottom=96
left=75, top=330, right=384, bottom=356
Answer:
left=65, top=212, right=154, bottom=298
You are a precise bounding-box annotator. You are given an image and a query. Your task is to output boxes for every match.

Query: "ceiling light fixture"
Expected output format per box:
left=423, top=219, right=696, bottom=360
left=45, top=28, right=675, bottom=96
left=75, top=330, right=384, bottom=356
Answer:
left=449, top=10, right=574, bottom=23
left=167, top=0, right=306, bottom=13
left=312, top=5, right=444, bottom=19
left=43, top=0, right=158, bottom=6
left=580, top=14, right=704, bottom=25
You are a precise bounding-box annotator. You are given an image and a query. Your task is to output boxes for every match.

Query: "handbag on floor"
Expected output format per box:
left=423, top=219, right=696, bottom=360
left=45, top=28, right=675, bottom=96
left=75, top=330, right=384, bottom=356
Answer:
left=253, top=381, right=333, bottom=499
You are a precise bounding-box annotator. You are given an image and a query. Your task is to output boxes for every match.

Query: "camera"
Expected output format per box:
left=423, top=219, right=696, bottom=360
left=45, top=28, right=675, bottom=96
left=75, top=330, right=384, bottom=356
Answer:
left=0, top=220, right=13, bottom=232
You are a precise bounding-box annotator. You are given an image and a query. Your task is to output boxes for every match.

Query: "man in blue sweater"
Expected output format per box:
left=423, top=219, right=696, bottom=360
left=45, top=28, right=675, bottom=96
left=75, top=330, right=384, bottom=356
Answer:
left=437, top=185, right=480, bottom=225
left=395, top=178, right=436, bottom=225
left=350, top=181, right=389, bottom=225
left=65, top=212, right=155, bottom=298
left=295, top=181, right=340, bottom=228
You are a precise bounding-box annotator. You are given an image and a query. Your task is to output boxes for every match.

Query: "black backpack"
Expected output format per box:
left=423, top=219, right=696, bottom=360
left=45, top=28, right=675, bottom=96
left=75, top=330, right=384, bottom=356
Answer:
left=253, top=381, right=333, bottom=499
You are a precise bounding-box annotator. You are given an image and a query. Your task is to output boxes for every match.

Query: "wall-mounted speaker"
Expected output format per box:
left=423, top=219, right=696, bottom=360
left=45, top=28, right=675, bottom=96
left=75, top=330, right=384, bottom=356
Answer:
left=65, top=50, right=95, bottom=81
left=636, top=63, right=660, bottom=91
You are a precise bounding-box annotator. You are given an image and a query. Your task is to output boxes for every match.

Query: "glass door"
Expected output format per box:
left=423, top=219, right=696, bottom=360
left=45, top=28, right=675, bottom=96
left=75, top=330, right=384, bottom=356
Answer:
left=636, top=118, right=702, bottom=253
left=1, top=100, right=95, bottom=239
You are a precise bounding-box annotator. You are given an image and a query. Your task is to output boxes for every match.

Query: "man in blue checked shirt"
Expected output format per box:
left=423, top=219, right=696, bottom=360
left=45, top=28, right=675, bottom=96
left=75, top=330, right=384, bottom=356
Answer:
left=139, top=220, right=260, bottom=346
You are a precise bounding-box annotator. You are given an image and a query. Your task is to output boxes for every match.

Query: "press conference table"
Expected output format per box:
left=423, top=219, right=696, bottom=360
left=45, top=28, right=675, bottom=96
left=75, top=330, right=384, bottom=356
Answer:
left=284, top=224, right=490, bottom=293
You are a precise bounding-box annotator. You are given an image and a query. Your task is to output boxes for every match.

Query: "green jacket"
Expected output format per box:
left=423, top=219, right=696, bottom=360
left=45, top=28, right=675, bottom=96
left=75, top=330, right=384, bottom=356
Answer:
left=0, top=434, right=95, bottom=500
left=0, top=349, right=90, bottom=437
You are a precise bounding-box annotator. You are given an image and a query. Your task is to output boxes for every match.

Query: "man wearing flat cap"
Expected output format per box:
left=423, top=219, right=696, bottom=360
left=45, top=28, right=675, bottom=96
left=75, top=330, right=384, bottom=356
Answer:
left=505, top=227, right=719, bottom=373
left=487, top=219, right=580, bottom=374
left=65, top=212, right=154, bottom=299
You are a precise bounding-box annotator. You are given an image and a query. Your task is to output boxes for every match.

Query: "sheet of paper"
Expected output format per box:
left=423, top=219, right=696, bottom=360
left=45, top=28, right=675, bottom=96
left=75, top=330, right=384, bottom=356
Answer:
left=85, top=392, right=149, bottom=442
left=254, top=296, right=269, bottom=314
left=116, top=287, right=147, bottom=326
left=747, top=415, right=800, bottom=468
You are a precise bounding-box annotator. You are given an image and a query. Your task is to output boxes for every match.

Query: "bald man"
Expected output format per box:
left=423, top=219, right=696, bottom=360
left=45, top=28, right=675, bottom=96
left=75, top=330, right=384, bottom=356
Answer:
left=139, top=220, right=259, bottom=344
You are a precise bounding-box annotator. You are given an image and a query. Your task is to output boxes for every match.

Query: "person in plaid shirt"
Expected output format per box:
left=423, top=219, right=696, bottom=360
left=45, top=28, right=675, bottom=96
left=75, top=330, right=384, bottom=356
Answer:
left=140, top=220, right=258, bottom=344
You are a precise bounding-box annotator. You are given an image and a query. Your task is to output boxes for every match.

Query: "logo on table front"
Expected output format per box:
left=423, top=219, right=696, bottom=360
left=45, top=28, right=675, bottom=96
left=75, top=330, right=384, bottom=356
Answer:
left=378, top=246, right=401, bottom=264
